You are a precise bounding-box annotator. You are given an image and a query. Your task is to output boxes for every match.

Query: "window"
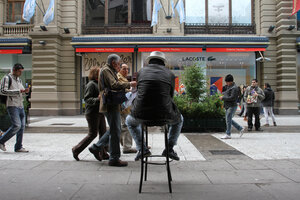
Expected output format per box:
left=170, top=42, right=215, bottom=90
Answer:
left=7, top=0, right=25, bottom=23
left=185, top=0, right=254, bottom=34
left=232, top=0, right=251, bottom=24
left=84, top=0, right=152, bottom=34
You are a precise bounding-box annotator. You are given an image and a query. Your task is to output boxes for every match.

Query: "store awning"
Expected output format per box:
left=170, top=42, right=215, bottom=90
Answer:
left=71, top=36, right=269, bottom=52
left=76, top=47, right=135, bottom=53
left=0, top=38, right=31, bottom=54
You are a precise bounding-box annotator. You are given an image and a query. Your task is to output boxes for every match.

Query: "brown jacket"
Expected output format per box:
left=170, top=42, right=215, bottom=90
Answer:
left=98, top=64, right=130, bottom=113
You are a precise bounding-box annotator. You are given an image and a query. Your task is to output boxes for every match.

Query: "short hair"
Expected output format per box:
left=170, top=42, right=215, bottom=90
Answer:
left=225, top=74, right=234, bottom=82
left=265, top=83, right=271, bottom=88
left=107, top=54, right=121, bottom=66
left=252, top=79, right=258, bottom=83
left=88, top=66, right=100, bottom=81
left=13, top=63, right=24, bottom=71
left=120, top=63, right=128, bottom=69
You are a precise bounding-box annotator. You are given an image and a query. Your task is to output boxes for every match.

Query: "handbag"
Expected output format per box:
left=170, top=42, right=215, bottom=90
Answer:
left=100, top=70, right=127, bottom=105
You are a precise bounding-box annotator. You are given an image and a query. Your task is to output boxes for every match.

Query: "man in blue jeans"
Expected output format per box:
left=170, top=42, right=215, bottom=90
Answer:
left=0, top=63, right=29, bottom=152
left=219, top=74, right=244, bottom=139
left=125, top=51, right=183, bottom=161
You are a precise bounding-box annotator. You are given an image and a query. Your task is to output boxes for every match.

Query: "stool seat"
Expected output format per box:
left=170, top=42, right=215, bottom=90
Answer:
left=139, top=122, right=173, bottom=193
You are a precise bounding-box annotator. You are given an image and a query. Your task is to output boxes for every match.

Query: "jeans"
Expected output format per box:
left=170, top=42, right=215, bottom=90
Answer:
left=125, top=115, right=184, bottom=151
left=263, top=107, right=276, bottom=125
left=0, top=107, right=25, bottom=151
left=93, top=110, right=121, bottom=161
left=225, top=106, right=243, bottom=136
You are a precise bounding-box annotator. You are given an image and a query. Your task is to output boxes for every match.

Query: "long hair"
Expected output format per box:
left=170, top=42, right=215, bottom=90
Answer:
left=88, top=66, right=100, bottom=81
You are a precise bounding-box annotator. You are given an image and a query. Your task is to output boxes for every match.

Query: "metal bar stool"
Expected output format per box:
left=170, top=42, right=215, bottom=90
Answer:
left=139, top=121, right=172, bottom=193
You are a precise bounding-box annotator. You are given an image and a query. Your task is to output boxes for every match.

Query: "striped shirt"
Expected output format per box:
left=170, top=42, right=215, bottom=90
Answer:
left=0, top=73, right=24, bottom=108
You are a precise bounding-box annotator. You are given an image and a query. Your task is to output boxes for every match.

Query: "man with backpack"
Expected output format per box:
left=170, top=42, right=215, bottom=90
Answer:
left=0, top=63, right=29, bottom=152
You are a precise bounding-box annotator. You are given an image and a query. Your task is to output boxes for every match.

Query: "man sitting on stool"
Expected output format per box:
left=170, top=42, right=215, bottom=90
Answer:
left=125, top=51, right=183, bottom=161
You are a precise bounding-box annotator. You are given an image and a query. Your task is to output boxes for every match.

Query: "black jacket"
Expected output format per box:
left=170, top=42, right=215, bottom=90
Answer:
left=84, top=80, right=100, bottom=115
left=131, top=64, right=181, bottom=123
left=222, top=83, right=239, bottom=109
left=261, top=88, right=275, bottom=107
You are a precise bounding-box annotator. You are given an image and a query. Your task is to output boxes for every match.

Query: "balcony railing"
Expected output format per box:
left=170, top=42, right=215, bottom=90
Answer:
left=3, top=24, right=34, bottom=35
left=185, top=23, right=256, bottom=34
left=82, top=23, right=152, bottom=34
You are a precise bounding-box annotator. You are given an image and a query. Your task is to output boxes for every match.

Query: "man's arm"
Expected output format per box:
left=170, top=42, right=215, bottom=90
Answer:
left=103, top=69, right=130, bottom=90
left=0, top=76, right=20, bottom=96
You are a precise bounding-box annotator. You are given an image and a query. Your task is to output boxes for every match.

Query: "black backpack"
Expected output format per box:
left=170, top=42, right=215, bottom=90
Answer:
left=0, top=75, right=12, bottom=105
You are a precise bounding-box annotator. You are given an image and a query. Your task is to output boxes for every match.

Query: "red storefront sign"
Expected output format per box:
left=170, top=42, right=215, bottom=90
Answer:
left=206, top=48, right=266, bottom=52
left=76, top=48, right=135, bottom=53
left=0, top=49, right=23, bottom=54
left=138, top=48, right=203, bottom=52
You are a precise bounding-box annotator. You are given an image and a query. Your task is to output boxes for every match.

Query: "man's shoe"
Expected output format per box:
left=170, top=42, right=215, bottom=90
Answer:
left=239, top=127, right=245, bottom=137
left=108, top=159, right=128, bottom=167
left=134, top=149, right=151, bottom=161
left=0, top=143, right=6, bottom=151
left=248, top=127, right=252, bottom=131
left=123, top=148, right=137, bottom=154
left=255, top=128, right=263, bottom=132
left=162, top=149, right=180, bottom=161
left=274, top=122, right=277, bottom=126
left=15, top=148, right=29, bottom=153
left=100, top=149, right=109, bottom=160
left=72, top=147, right=80, bottom=161
left=264, top=124, right=269, bottom=127
left=221, top=135, right=231, bottom=139
left=88, top=146, right=102, bottom=161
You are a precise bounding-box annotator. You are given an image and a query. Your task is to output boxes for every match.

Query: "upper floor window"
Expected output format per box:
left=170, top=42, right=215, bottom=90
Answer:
left=84, top=0, right=152, bottom=34
left=185, top=0, right=254, bottom=34
left=186, top=0, right=252, bottom=24
left=7, top=0, right=25, bottom=23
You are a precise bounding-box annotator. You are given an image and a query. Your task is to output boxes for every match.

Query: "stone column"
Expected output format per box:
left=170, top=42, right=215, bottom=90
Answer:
left=274, top=0, right=299, bottom=114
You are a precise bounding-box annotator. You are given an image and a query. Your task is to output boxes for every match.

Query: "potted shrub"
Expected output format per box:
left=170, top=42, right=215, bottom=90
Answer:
left=174, top=64, right=226, bottom=132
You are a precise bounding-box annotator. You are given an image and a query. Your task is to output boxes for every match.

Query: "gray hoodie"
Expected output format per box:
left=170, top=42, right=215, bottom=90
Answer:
left=0, top=73, right=25, bottom=108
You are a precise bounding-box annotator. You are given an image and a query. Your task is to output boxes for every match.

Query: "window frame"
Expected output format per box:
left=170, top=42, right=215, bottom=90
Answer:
left=6, top=0, right=26, bottom=23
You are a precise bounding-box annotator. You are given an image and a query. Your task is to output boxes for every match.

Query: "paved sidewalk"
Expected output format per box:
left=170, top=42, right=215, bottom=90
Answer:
left=0, top=115, right=300, bottom=199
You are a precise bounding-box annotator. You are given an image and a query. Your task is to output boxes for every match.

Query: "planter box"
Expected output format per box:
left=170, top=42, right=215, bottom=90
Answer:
left=0, top=115, right=11, bottom=131
left=182, top=117, right=226, bottom=133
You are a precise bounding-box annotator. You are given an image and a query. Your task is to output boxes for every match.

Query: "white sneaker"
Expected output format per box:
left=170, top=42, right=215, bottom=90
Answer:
left=221, top=135, right=231, bottom=139
left=0, top=143, right=6, bottom=151
left=239, top=128, right=245, bottom=137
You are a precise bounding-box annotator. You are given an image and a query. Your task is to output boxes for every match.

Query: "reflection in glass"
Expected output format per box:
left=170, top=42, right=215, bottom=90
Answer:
left=86, top=0, right=105, bottom=25
left=208, top=0, right=229, bottom=23
left=186, top=0, right=205, bottom=23
left=108, top=0, right=128, bottom=24
left=232, top=0, right=251, bottom=24
left=132, top=0, right=151, bottom=23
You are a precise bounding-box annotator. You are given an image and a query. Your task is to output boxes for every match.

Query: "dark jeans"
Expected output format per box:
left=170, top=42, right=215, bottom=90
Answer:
left=247, top=107, right=260, bottom=130
left=92, top=109, right=121, bottom=161
left=73, top=112, right=106, bottom=154
left=0, top=107, right=25, bottom=151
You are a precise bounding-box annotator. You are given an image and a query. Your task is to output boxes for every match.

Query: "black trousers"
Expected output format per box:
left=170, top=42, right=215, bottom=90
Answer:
left=247, top=107, right=260, bottom=130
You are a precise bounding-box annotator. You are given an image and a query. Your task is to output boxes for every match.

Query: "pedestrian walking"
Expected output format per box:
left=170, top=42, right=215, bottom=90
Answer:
left=72, top=67, right=108, bottom=161
left=219, top=74, right=244, bottom=139
left=0, top=63, right=29, bottom=152
left=126, top=51, right=183, bottom=161
left=117, top=63, right=137, bottom=154
left=244, top=79, right=265, bottom=131
left=262, top=83, right=277, bottom=126
left=89, top=54, right=137, bottom=167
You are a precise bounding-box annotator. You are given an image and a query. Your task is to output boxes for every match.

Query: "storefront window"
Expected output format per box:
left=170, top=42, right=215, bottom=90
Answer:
left=7, top=0, right=25, bottom=23
left=186, top=0, right=205, bottom=23
left=141, top=52, right=256, bottom=92
left=232, top=0, right=251, bottom=24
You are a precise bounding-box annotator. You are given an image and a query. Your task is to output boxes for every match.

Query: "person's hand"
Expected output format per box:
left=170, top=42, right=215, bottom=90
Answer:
left=130, top=81, right=137, bottom=88
left=253, top=91, right=258, bottom=97
left=219, top=96, right=223, bottom=100
left=20, top=88, right=29, bottom=93
left=98, top=94, right=101, bottom=100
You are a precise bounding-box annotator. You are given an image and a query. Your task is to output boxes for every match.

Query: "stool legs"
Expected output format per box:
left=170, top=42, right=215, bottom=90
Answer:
left=139, top=124, right=173, bottom=193
left=164, top=124, right=172, bottom=193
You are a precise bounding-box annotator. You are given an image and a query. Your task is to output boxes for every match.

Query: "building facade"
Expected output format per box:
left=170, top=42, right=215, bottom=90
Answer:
left=0, top=0, right=299, bottom=115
